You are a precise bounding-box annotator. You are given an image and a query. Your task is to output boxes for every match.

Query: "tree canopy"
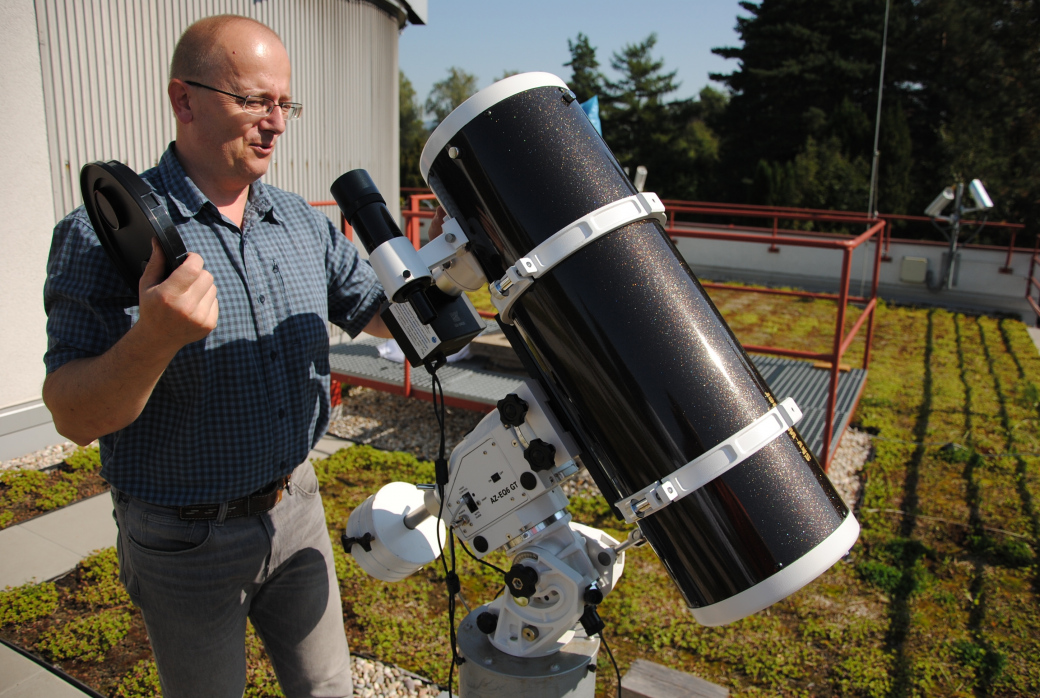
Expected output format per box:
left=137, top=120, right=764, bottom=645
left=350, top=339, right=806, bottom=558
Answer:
left=424, top=67, right=479, bottom=126
left=709, top=0, right=1039, bottom=227
left=399, top=71, right=428, bottom=190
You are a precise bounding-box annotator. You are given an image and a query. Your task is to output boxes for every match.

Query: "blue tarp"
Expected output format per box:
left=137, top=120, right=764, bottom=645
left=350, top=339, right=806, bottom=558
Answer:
left=580, top=95, right=602, bottom=135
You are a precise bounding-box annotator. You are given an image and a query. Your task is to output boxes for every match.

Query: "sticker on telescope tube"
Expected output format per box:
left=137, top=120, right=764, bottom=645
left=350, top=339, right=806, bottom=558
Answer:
left=389, top=302, right=440, bottom=358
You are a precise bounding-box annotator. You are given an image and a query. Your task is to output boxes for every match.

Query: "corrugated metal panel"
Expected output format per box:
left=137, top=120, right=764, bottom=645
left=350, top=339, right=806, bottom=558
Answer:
left=34, top=0, right=400, bottom=223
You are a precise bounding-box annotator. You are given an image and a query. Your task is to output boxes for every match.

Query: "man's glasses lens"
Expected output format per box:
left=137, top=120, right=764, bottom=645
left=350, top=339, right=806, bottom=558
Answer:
left=242, top=96, right=303, bottom=120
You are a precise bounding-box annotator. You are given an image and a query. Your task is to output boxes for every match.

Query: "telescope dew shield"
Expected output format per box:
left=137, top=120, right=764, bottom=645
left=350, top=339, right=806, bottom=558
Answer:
left=80, top=161, right=187, bottom=296
left=420, top=72, right=858, bottom=625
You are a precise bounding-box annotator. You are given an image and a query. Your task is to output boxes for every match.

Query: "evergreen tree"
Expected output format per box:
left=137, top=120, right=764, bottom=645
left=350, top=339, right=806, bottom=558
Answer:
left=599, top=34, right=720, bottom=200
left=425, top=67, right=478, bottom=126
left=901, top=0, right=1039, bottom=229
left=399, top=71, right=428, bottom=190
left=711, top=0, right=907, bottom=207
left=565, top=33, right=605, bottom=102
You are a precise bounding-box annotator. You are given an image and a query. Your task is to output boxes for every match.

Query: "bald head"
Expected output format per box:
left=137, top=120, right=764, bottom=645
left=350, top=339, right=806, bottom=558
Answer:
left=170, top=15, right=283, bottom=85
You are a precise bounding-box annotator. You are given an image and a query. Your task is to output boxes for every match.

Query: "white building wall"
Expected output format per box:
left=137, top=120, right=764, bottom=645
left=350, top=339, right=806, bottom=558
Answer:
left=0, top=1, right=63, bottom=458
left=2, top=0, right=406, bottom=460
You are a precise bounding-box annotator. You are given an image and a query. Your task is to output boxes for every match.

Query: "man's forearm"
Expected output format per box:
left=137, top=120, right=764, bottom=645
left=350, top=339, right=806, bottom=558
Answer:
left=43, top=322, right=182, bottom=446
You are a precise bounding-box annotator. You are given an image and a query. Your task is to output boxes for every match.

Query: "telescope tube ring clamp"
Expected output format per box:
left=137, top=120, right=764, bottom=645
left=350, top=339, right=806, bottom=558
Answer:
left=616, top=398, right=804, bottom=524
left=490, top=192, right=666, bottom=324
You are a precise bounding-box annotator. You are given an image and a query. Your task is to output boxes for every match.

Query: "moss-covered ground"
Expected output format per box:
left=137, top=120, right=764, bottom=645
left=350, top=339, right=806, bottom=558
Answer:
left=2, top=290, right=1039, bottom=696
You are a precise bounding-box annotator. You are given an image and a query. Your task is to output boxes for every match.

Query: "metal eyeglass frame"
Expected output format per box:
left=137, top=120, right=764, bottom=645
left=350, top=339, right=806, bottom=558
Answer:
left=185, top=80, right=303, bottom=120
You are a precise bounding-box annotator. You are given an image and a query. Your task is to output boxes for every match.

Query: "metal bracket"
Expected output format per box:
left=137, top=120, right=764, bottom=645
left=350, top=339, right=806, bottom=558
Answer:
left=491, top=192, right=667, bottom=323
left=417, top=217, right=470, bottom=269
left=615, top=398, right=803, bottom=524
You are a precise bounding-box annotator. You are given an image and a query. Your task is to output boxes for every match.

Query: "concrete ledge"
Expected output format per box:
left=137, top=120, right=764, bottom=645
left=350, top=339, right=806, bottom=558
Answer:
left=0, top=640, right=100, bottom=697
left=621, top=659, right=729, bottom=698
left=0, top=401, right=63, bottom=462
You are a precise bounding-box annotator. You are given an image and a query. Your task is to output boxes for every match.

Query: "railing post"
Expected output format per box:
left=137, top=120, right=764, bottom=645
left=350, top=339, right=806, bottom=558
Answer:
left=864, top=222, right=883, bottom=369
left=880, top=219, right=892, bottom=262
left=1000, top=227, right=1017, bottom=274
left=769, top=216, right=780, bottom=253
left=1027, top=238, right=1040, bottom=326
left=823, top=246, right=853, bottom=470
left=406, top=194, right=422, bottom=246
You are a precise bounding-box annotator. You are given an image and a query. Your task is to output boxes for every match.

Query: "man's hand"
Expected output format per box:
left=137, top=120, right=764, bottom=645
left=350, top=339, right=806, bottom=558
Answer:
left=137, top=238, right=218, bottom=349
left=428, top=206, right=447, bottom=240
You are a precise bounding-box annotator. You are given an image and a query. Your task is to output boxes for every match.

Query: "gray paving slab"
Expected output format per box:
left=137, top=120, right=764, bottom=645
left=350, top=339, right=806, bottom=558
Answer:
left=20, top=493, right=116, bottom=559
left=0, top=646, right=90, bottom=697
left=308, top=434, right=354, bottom=461
left=0, top=527, right=83, bottom=589
left=0, top=493, right=116, bottom=589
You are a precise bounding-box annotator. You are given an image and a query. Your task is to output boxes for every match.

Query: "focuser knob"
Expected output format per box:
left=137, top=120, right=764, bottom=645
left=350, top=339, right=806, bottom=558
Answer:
left=524, top=439, right=557, bottom=472
left=497, top=394, right=529, bottom=427
left=504, top=563, right=539, bottom=599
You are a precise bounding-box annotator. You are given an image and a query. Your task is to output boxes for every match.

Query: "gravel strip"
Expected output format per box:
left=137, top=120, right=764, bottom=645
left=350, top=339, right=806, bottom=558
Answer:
left=350, top=655, right=444, bottom=697
left=827, top=427, right=872, bottom=509
left=329, top=386, right=485, bottom=461
left=0, top=440, right=86, bottom=472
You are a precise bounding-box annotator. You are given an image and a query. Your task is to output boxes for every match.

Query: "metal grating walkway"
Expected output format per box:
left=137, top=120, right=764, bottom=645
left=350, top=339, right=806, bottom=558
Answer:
left=329, top=339, right=867, bottom=462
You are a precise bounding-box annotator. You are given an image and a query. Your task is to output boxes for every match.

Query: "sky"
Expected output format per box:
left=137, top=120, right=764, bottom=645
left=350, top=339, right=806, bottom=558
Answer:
left=399, top=0, right=749, bottom=117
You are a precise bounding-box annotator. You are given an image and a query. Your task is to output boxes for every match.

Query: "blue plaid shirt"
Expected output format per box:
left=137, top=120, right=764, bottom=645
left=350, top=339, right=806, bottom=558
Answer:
left=44, top=145, right=383, bottom=506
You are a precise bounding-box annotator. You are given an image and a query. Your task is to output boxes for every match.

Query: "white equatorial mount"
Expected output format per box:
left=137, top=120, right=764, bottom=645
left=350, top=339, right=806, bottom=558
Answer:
left=343, top=380, right=628, bottom=658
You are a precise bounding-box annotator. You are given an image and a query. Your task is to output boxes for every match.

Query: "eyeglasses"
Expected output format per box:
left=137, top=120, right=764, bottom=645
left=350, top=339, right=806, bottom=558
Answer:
left=185, top=80, right=303, bottom=120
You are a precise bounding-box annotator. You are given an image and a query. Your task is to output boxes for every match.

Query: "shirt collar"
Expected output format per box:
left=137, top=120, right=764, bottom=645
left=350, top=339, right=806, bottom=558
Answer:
left=157, top=143, right=280, bottom=225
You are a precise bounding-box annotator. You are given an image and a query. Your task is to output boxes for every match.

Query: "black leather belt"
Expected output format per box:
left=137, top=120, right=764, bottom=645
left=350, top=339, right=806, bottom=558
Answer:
left=174, top=475, right=291, bottom=521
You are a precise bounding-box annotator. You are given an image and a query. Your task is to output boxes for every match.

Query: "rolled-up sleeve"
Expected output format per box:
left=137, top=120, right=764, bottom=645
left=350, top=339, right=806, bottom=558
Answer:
left=43, top=208, right=136, bottom=374
left=324, top=217, right=384, bottom=337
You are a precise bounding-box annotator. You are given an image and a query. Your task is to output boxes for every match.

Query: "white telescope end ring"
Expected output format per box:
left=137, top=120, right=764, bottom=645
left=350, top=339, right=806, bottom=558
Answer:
left=616, top=397, right=804, bottom=524
left=491, top=192, right=666, bottom=324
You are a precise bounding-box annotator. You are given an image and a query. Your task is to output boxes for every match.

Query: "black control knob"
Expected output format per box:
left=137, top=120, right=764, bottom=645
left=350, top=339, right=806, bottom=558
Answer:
left=497, top=394, right=529, bottom=427
left=584, top=585, right=604, bottom=605
left=524, top=439, right=557, bottom=472
left=504, top=564, right=539, bottom=599
left=476, top=611, right=499, bottom=635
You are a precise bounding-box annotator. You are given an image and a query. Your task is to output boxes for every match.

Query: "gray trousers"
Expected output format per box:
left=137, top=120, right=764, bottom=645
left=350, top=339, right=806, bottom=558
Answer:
left=111, top=460, right=352, bottom=698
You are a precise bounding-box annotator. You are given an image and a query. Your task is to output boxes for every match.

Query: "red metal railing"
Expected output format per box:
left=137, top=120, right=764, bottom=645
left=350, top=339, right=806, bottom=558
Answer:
left=663, top=202, right=884, bottom=467
left=1027, top=238, right=1040, bottom=320
left=313, top=194, right=885, bottom=466
left=664, top=199, right=1028, bottom=269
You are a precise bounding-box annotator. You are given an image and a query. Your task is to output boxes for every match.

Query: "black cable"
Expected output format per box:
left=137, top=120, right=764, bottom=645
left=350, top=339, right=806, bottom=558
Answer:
left=599, top=630, right=622, bottom=698
left=459, top=539, right=508, bottom=576
left=429, top=365, right=462, bottom=697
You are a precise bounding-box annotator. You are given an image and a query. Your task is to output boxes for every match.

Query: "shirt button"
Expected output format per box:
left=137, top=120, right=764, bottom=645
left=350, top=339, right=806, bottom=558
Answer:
left=259, top=294, right=266, bottom=304
left=270, top=350, right=277, bottom=360
left=272, top=264, right=279, bottom=273
left=278, top=408, right=286, bottom=418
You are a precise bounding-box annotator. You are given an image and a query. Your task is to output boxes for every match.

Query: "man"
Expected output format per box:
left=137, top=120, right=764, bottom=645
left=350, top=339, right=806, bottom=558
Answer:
left=43, top=15, right=393, bottom=697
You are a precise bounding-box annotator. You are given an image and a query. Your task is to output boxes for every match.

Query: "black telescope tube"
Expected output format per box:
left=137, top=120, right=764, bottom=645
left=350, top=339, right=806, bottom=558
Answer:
left=331, top=169, right=436, bottom=324
left=422, top=79, right=853, bottom=622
